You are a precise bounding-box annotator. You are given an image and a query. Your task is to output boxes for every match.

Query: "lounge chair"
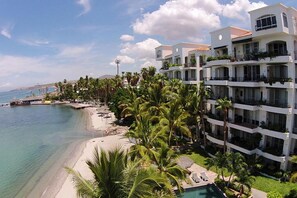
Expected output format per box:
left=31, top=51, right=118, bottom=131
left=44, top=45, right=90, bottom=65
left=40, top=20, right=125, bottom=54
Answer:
left=200, top=171, right=209, bottom=181
left=191, top=173, right=200, bottom=183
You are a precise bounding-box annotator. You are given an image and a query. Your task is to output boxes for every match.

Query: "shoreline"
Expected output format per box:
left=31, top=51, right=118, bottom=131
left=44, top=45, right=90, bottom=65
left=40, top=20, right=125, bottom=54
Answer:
left=41, top=105, right=129, bottom=197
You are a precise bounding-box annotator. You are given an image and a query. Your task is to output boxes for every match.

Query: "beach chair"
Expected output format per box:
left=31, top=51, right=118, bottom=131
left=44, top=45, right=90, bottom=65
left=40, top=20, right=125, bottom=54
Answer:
left=191, top=173, right=200, bottom=183
left=200, top=171, right=209, bottom=181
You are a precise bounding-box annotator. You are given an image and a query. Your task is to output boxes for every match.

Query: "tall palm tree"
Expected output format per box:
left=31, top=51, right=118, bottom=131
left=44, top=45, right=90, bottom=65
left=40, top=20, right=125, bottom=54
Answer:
left=141, top=67, right=149, bottom=81
left=226, top=152, right=247, bottom=186
left=159, top=99, right=191, bottom=146
left=131, top=72, right=140, bottom=86
left=125, top=72, right=132, bottom=85
left=216, top=97, right=232, bottom=153
left=66, top=147, right=172, bottom=198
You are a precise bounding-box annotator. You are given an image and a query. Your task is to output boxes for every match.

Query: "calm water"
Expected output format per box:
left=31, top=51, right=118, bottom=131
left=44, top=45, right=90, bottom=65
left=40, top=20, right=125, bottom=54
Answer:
left=178, top=184, right=225, bottom=198
left=0, top=91, right=92, bottom=197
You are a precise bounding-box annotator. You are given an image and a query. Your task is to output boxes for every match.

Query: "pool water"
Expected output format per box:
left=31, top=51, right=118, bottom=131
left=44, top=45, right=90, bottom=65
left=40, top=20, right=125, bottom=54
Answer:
left=178, top=184, right=225, bottom=198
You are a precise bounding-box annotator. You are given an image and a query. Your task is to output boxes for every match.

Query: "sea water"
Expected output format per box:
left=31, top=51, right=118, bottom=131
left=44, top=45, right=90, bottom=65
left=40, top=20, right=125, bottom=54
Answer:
left=0, top=91, right=93, bottom=197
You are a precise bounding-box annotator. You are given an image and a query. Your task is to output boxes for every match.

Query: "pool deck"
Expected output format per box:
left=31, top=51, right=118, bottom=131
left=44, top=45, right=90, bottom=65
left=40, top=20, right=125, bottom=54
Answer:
left=183, top=162, right=267, bottom=198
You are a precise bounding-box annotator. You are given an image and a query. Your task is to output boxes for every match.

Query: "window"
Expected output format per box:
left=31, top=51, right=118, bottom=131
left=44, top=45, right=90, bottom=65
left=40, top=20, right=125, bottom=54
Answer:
left=255, top=15, right=277, bottom=31
left=156, top=50, right=162, bottom=58
left=283, top=13, right=288, bottom=28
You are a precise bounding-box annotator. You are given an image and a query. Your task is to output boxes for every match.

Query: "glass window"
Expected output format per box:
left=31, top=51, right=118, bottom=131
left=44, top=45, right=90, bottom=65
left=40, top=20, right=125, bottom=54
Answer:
left=256, top=15, right=277, bottom=31
left=283, top=13, right=288, bottom=28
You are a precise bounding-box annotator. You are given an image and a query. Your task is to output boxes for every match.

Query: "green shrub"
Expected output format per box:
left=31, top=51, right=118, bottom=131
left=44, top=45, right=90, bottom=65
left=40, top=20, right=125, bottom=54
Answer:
left=267, top=191, right=283, bottom=198
left=284, top=189, right=297, bottom=198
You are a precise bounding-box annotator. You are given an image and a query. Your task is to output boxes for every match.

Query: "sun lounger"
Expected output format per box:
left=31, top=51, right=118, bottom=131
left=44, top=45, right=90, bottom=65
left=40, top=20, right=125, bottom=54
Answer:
left=200, top=171, right=209, bottom=181
left=191, top=173, right=200, bottom=183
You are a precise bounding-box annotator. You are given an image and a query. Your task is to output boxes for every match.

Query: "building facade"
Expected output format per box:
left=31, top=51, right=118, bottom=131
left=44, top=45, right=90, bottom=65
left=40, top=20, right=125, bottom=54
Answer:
left=204, top=3, right=297, bottom=170
left=155, top=43, right=210, bottom=85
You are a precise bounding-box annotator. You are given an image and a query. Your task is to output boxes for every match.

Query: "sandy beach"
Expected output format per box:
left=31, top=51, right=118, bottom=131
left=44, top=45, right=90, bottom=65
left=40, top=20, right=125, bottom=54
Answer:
left=41, top=105, right=131, bottom=198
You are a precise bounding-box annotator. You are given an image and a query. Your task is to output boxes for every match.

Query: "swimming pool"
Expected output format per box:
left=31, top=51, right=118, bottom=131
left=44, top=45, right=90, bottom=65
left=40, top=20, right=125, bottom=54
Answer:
left=177, top=184, right=226, bottom=198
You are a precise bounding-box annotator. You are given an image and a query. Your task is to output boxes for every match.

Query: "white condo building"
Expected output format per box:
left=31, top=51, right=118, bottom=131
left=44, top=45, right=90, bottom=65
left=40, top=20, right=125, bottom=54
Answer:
left=155, top=43, right=210, bottom=85
left=204, top=3, right=297, bottom=170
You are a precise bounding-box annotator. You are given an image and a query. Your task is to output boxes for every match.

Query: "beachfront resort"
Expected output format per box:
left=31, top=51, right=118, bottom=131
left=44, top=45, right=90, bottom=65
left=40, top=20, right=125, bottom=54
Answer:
left=2, top=1, right=297, bottom=198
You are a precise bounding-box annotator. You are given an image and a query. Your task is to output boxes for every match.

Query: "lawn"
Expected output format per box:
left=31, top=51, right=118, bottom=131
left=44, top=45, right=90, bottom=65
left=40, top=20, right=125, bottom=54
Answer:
left=253, top=175, right=297, bottom=196
left=182, top=147, right=297, bottom=196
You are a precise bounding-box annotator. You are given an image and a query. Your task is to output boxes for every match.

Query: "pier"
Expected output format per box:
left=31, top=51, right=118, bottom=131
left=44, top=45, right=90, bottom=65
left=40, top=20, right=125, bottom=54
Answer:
left=10, top=95, right=44, bottom=106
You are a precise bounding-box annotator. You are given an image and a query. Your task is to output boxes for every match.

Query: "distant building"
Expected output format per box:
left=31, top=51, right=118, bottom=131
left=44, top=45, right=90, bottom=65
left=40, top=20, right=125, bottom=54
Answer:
left=155, top=43, right=210, bottom=86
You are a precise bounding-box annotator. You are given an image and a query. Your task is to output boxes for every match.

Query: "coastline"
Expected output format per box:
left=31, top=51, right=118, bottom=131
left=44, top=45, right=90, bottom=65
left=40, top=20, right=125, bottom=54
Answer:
left=41, top=105, right=130, bottom=198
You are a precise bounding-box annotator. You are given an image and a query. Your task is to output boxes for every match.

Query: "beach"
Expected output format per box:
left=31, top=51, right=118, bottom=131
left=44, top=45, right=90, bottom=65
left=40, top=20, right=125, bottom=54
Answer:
left=40, top=105, right=130, bottom=198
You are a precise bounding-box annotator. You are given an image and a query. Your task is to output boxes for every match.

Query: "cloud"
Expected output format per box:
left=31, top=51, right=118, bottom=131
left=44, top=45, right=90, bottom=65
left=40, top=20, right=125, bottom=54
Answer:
left=58, top=44, right=93, bottom=58
left=110, top=55, right=135, bottom=66
left=112, top=38, right=161, bottom=68
left=0, top=82, right=11, bottom=89
left=132, top=0, right=266, bottom=41
left=222, top=0, right=266, bottom=21
left=20, top=39, right=50, bottom=47
left=0, top=26, right=13, bottom=39
left=76, top=0, right=91, bottom=16
left=120, top=34, right=134, bottom=42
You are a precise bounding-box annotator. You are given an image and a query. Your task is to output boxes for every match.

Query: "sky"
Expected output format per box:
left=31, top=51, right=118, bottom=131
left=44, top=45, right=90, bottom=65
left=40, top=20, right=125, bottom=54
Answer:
left=0, top=0, right=296, bottom=91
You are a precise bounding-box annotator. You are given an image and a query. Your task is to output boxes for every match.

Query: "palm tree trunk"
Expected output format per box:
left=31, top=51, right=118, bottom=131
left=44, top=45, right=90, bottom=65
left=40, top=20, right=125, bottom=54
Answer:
left=223, top=109, right=228, bottom=153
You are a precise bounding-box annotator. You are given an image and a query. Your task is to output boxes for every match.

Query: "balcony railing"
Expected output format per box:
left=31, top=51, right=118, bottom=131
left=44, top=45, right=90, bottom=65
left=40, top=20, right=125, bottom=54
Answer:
left=230, top=76, right=261, bottom=82
left=183, top=78, right=197, bottom=81
left=264, top=101, right=289, bottom=108
left=209, top=95, right=229, bottom=100
left=263, top=77, right=292, bottom=84
left=184, top=63, right=196, bottom=67
left=233, top=98, right=262, bottom=106
left=232, top=54, right=258, bottom=62
left=204, top=76, right=229, bottom=81
left=206, top=113, right=225, bottom=121
left=231, top=118, right=259, bottom=129
left=229, top=138, right=259, bottom=150
left=262, top=147, right=284, bottom=156
left=260, top=122, right=287, bottom=133
left=208, top=132, right=224, bottom=141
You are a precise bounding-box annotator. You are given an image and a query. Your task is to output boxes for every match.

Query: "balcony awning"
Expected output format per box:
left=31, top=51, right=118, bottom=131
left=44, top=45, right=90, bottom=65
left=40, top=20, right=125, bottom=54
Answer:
left=232, top=38, right=252, bottom=44
left=213, top=45, right=227, bottom=50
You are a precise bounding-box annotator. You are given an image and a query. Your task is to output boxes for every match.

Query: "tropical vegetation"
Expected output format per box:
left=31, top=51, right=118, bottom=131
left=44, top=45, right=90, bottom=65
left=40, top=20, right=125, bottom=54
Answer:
left=60, top=66, right=297, bottom=197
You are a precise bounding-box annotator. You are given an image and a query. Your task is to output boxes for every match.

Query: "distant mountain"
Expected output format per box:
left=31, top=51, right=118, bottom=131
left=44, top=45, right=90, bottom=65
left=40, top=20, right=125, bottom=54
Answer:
left=99, top=75, right=115, bottom=79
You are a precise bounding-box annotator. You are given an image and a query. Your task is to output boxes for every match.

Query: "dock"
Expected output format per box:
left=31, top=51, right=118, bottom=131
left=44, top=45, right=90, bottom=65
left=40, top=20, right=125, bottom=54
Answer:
left=67, top=103, right=94, bottom=109
left=10, top=95, right=44, bottom=106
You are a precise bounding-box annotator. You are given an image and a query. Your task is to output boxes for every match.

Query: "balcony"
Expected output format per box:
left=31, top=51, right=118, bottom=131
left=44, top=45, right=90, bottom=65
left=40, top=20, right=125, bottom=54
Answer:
left=206, top=113, right=224, bottom=126
left=229, top=137, right=260, bottom=150
left=203, top=77, right=229, bottom=86
left=206, top=132, right=224, bottom=146
left=229, top=117, right=259, bottom=133
left=231, top=54, right=258, bottom=63
left=184, top=63, right=196, bottom=68
left=259, top=122, right=287, bottom=133
left=261, top=101, right=291, bottom=114
left=256, top=148, right=286, bottom=163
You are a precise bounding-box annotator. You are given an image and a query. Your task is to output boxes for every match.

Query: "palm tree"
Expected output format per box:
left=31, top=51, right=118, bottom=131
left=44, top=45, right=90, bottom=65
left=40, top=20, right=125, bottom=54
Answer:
left=226, top=152, right=247, bottom=186
left=205, top=152, right=228, bottom=181
left=66, top=147, right=172, bottom=198
left=142, top=83, right=167, bottom=116
left=121, top=97, right=143, bottom=121
left=234, top=169, right=255, bottom=196
left=198, top=82, right=212, bottom=148
left=125, top=113, right=167, bottom=161
left=131, top=72, right=140, bottom=86
left=141, top=67, right=149, bottom=81
left=148, top=66, right=156, bottom=78
left=216, top=97, right=232, bottom=153
left=153, top=145, right=187, bottom=192
left=126, top=72, right=132, bottom=85
left=159, top=99, right=191, bottom=146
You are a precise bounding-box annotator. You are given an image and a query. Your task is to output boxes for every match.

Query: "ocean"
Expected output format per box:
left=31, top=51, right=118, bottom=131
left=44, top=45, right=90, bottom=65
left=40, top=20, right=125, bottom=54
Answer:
left=0, top=90, right=93, bottom=197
